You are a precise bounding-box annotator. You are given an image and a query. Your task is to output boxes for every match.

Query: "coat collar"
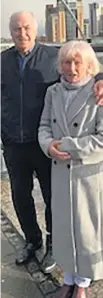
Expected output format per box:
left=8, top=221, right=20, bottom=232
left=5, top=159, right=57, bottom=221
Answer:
left=61, top=75, right=92, bottom=90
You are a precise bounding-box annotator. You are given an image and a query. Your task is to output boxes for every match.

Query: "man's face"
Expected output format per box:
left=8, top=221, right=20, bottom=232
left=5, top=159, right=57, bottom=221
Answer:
left=62, top=54, right=89, bottom=83
left=10, top=13, right=37, bottom=54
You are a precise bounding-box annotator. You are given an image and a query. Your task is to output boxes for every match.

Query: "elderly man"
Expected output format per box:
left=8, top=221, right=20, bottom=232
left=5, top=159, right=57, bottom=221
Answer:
left=1, top=11, right=103, bottom=273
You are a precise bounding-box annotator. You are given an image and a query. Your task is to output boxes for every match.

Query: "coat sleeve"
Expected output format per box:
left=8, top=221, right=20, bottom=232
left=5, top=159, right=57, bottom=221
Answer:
left=95, top=72, right=103, bottom=82
left=38, top=88, right=54, bottom=157
left=60, top=106, right=103, bottom=160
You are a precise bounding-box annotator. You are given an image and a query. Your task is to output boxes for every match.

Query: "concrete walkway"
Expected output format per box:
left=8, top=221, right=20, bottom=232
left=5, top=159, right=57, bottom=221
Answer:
left=1, top=211, right=59, bottom=298
left=1, top=231, right=43, bottom=298
left=1, top=178, right=103, bottom=298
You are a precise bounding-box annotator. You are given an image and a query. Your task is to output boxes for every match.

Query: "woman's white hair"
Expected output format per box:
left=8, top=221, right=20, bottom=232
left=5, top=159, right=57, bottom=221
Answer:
left=58, top=40, right=100, bottom=75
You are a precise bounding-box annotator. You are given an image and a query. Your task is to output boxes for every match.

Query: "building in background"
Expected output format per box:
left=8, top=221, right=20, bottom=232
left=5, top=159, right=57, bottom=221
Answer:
left=45, top=0, right=84, bottom=42
left=51, top=13, right=59, bottom=42
left=89, top=2, right=103, bottom=37
left=52, top=1, right=66, bottom=43
left=65, top=1, right=77, bottom=40
left=77, top=0, right=84, bottom=39
left=84, top=18, right=89, bottom=39
left=45, top=5, right=55, bottom=42
left=45, top=3, right=66, bottom=42
left=89, top=2, right=97, bottom=36
left=99, top=5, right=103, bottom=35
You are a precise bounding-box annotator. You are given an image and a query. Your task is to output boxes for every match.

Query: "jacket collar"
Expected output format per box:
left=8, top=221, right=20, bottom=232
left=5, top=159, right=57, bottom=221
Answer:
left=9, top=43, right=40, bottom=77
left=15, top=42, right=39, bottom=57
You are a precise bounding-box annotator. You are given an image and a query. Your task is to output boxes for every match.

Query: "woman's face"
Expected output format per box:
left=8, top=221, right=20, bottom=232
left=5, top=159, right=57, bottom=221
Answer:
left=62, top=53, right=89, bottom=83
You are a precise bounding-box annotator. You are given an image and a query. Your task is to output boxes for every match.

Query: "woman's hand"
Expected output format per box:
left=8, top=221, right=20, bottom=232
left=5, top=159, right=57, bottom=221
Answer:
left=48, top=140, right=71, bottom=161
left=94, top=80, right=103, bottom=105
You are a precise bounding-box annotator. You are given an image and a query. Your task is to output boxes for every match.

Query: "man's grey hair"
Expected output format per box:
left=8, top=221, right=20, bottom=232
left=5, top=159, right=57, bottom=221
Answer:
left=9, top=11, right=38, bottom=32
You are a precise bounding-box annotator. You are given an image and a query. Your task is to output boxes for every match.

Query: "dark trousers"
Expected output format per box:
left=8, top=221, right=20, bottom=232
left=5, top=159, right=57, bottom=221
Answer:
left=3, top=143, right=52, bottom=247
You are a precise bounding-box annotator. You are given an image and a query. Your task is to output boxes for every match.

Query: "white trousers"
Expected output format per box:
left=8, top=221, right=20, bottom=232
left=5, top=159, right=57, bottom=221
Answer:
left=64, top=272, right=91, bottom=288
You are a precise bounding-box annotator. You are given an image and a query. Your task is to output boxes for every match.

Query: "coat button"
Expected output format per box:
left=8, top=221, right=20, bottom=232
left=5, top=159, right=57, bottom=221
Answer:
left=53, top=119, right=56, bottom=123
left=54, top=160, right=57, bottom=165
left=67, top=164, right=70, bottom=169
left=73, top=122, right=78, bottom=127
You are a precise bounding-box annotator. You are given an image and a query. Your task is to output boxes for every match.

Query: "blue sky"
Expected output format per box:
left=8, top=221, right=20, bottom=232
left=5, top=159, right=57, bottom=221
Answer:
left=1, top=0, right=103, bottom=37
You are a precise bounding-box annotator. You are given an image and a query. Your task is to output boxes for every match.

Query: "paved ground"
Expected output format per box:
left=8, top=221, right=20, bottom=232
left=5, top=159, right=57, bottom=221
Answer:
left=1, top=207, right=60, bottom=298
left=1, top=231, right=43, bottom=298
left=1, top=177, right=103, bottom=298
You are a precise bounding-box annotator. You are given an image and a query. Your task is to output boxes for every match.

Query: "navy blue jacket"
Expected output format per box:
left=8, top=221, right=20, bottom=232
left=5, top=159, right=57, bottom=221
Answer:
left=1, top=42, right=103, bottom=144
left=1, top=43, right=59, bottom=144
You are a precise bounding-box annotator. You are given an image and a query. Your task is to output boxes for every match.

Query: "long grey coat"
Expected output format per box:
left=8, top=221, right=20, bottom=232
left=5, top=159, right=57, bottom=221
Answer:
left=38, top=78, right=103, bottom=280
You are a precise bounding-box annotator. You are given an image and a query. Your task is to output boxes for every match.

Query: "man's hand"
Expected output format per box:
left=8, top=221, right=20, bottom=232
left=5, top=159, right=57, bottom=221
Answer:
left=94, top=80, right=103, bottom=105
left=48, top=140, right=71, bottom=161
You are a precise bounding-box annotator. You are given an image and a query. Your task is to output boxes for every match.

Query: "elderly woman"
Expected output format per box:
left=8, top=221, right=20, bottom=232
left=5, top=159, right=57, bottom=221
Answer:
left=38, top=41, right=103, bottom=298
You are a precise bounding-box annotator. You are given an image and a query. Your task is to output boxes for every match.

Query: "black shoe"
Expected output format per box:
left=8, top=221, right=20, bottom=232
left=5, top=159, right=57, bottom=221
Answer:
left=55, top=284, right=74, bottom=298
left=41, top=249, right=56, bottom=274
left=16, top=240, right=43, bottom=265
